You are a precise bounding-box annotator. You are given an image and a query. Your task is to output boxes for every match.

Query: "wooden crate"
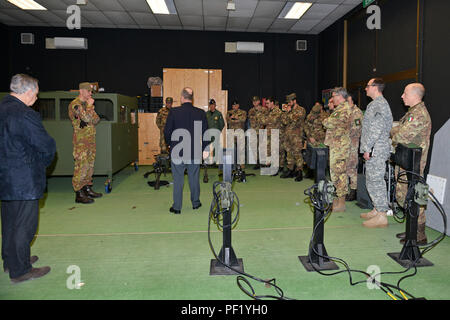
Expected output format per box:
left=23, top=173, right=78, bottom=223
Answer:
left=138, top=113, right=161, bottom=165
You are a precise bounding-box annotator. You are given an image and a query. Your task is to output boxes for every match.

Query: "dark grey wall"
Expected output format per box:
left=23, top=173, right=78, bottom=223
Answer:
left=2, top=26, right=318, bottom=112
left=0, top=23, right=10, bottom=91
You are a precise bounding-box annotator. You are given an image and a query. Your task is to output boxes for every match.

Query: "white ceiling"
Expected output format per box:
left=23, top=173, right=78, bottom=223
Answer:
left=0, top=0, right=361, bottom=34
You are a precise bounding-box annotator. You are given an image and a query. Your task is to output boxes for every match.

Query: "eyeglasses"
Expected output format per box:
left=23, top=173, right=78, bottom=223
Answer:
left=365, top=84, right=377, bottom=88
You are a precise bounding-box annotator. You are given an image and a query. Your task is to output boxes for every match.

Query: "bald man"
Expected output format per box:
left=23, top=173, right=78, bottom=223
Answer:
left=391, top=83, right=431, bottom=244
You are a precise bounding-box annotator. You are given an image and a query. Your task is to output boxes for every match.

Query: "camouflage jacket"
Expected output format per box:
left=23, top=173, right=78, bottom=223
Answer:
left=360, top=96, right=393, bottom=157
left=391, top=101, right=431, bottom=171
left=305, top=110, right=328, bottom=143
left=227, top=109, right=247, bottom=130
left=260, top=107, right=282, bottom=131
left=281, top=104, right=306, bottom=136
left=156, top=106, right=171, bottom=130
left=323, top=101, right=352, bottom=151
left=248, top=106, right=261, bottom=129
left=68, top=97, right=100, bottom=142
left=349, top=105, right=363, bottom=140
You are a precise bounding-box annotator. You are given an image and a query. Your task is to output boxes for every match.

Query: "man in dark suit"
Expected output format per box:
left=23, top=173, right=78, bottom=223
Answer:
left=164, top=87, right=209, bottom=214
left=0, top=74, right=56, bottom=284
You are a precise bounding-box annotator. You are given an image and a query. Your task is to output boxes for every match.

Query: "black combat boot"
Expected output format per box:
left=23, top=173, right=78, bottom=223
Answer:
left=294, top=170, right=303, bottom=182
left=75, top=189, right=94, bottom=204
left=345, top=189, right=357, bottom=201
left=280, top=169, right=295, bottom=179
left=84, top=185, right=103, bottom=198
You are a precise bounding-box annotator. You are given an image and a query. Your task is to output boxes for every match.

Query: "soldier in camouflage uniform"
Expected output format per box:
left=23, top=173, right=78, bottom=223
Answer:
left=259, top=97, right=282, bottom=174
left=280, top=93, right=306, bottom=181
left=345, top=93, right=363, bottom=201
left=305, top=102, right=328, bottom=145
left=247, top=96, right=262, bottom=169
left=205, top=98, right=225, bottom=163
left=156, top=97, right=173, bottom=154
left=359, top=78, right=393, bottom=228
left=226, top=100, right=247, bottom=170
left=391, top=83, right=431, bottom=244
left=68, top=82, right=102, bottom=204
left=323, top=88, right=353, bottom=212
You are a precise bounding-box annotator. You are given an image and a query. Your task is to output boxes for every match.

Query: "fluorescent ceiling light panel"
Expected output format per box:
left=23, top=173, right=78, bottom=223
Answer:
left=279, top=2, right=312, bottom=19
left=7, top=0, right=47, bottom=10
left=146, top=0, right=177, bottom=15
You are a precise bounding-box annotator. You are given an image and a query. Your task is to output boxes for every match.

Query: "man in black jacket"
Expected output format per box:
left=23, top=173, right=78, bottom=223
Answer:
left=0, top=74, right=56, bottom=284
left=164, top=87, right=209, bottom=214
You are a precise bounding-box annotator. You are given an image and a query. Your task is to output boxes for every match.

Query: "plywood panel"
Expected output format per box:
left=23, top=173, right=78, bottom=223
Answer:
left=163, top=68, right=185, bottom=106
left=138, top=113, right=160, bottom=165
left=185, top=69, right=209, bottom=111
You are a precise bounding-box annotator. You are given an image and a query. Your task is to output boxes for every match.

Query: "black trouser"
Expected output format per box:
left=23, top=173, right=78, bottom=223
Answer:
left=1, top=200, right=39, bottom=279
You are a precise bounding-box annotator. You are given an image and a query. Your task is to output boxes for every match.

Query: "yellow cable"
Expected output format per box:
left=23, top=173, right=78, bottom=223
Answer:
left=387, top=292, right=398, bottom=300
left=400, top=291, right=408, bottom=300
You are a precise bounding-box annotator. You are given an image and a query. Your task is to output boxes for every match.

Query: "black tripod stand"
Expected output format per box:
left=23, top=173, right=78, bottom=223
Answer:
left=388, top=143, right=433, bottom=268
left=299, top=144, right=339, bottom=271
left=144, top=154, right=170, bottom=190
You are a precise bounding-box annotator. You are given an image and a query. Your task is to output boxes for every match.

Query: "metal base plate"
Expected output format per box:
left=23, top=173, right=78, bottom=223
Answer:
left=387, top=252, right=434, bottom=268
left=299, top=255, right=339, bottom=272
left=147, top=181, right=170, bottom=188
left=209, top=259, right=244, bottom=276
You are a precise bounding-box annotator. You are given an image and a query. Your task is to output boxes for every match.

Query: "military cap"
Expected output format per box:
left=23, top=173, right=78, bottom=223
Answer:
left=166, top=97, right=173, bottom=103
left=286, top=93, right=297, bottom=102
left=252, top=96, right=260, bottom=102
left=312, top=103, right=322, bottom=113
left=209, top=99, right=216, bottom=105
left=232, top=100, right=239, bottom=105
left=79, top=82, right=92, bottom=91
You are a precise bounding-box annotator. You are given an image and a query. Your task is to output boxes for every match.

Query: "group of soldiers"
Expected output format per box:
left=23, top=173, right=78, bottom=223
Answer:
left=154, top=82, right=431, bottom=241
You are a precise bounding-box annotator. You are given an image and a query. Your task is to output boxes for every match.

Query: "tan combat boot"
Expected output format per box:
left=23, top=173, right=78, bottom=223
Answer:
left=360, top=208, right=378, bottom=220
left=332, top=196, right=346, bottom=213
left=363, top=211, right=388, bottom=228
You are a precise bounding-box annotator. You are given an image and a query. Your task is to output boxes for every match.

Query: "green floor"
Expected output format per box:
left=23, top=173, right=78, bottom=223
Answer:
left=1, top=166, right=449, bottom=300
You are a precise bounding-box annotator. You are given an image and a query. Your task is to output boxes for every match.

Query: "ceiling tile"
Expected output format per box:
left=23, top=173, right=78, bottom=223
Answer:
left=229, top=0, right=258, bottom=18
left=103, top=11, right=135, bottom=25
left=174, top=0, right=202, bottom=16
left=88, top=0, right=124, bottom=11
left=117, top=0, right=151, bottom=12
left=35, top=0, right=68, bottom=10
left=82, top=11, right=113, bottom=25
left=204, top=16, right=227, bottom=28
left=203, top=0, right=227, bottom=17
left=227, top=17, right=251, bottom=29
left=247, top=17, right=273, bottom=29
left=301, top=3, right=339, bottom=20
left=290, top=18, right=321, bottom=31
left=179, top=15, right=203, bottom=27
left=129, top=12, right=158, bottom=26
left=253, top=1, right=285, bottom=18
left=154, top=14, right=181, bottom=27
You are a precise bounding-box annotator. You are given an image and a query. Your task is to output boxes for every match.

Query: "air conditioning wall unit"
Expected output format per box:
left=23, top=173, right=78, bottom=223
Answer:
left=296, top=40, right=307, bottom=51
left=236, top=42, right=264, bottom=54
left=21, top=33, right=34, bottom=45
left=53, top=37, right=88, bottom=50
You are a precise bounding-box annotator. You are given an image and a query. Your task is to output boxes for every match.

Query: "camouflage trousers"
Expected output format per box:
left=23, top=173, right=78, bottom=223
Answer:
left=72, top=142, right=96, bottom=192
left=365, top=155, right=389, bottom=212
left=279, top=139, right=288, bottom=168
left=227, top=133, right=245, bottom=169
left=329, top=151, right=348, bottom=198
left=159, top=130, right=168, bottom=154
left=395, top=166, right=426, bottom=225
left=346, top=145, right=359, bottom=190
left=285, top=135, right=304, bottom=171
